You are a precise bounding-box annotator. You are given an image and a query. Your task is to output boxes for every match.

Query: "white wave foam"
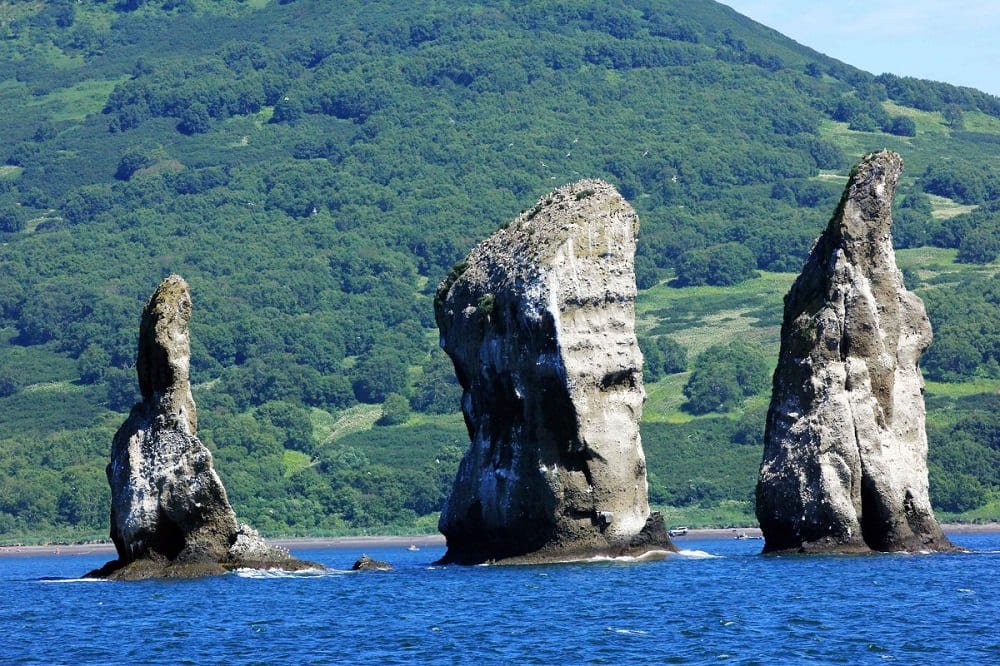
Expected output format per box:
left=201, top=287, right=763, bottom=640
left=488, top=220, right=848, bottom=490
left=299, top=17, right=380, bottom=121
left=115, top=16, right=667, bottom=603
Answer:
left=232, top=567, right=343, bottom=579
left=676, top=549, right=722, bottom=559
left=607, top=627, right=649, bottom=636
left=38, top=577, right=108, bottom=584
left=575, top=549, right=676, bottom=564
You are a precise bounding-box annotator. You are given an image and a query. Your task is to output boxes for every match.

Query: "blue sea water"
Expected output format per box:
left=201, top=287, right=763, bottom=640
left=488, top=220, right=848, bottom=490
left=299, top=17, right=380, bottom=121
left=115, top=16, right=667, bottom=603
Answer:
left=2, top=533, right=998, bottom=665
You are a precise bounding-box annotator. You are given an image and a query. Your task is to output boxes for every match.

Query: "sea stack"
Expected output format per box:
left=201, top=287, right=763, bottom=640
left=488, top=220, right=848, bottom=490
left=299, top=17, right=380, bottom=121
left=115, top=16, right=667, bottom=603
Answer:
left=89, top=275, right=317, bottom=579
left=434, top=179, right=674, bottom=564
left=756, top=151, right=954, bottom=554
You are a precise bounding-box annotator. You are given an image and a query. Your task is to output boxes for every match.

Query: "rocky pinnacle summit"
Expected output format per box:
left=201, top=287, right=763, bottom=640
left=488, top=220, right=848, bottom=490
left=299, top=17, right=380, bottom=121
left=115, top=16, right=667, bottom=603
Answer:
left=89, top=275, right=317, bottom=579
left=756, top=151, right=954, bottom=554
left=434, top=179, right=674, bottom=564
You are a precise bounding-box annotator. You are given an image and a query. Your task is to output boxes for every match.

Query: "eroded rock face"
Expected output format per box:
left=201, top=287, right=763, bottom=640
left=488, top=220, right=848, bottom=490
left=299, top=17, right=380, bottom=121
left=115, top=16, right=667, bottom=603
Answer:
left=434, top=179, right=674, bottom=564
left=756, top=151, right=954, bottom=554
left=90, top=275, right=316, bottom=579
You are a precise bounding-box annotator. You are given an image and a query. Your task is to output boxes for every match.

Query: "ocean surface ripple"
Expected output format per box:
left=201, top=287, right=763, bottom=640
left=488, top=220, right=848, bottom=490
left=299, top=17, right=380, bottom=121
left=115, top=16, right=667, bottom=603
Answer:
left=3, top=533, right=998, bottom=664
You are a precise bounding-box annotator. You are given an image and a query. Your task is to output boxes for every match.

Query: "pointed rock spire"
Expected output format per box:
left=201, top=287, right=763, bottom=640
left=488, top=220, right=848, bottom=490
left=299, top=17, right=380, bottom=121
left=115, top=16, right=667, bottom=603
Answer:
left=91, top=275, right=317, bottom=579
left=756, top=151, right=954, bottom=553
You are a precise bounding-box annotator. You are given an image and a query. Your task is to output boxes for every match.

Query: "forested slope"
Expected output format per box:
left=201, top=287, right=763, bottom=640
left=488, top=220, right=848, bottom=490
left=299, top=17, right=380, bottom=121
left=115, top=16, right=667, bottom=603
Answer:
left=2, top=0, right=999, bottom=542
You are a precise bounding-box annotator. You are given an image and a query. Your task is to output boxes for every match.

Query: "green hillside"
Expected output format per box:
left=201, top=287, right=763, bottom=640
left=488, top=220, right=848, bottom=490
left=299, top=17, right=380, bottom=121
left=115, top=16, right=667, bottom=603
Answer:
left=2, top=0, right=999, bottom=543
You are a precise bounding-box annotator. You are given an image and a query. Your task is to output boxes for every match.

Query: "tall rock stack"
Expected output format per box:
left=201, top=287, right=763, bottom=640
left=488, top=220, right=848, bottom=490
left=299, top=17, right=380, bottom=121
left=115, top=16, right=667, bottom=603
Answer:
left=90, top=275, right=317, bottom=579
left=434, top=179, right=674, bottom=564
left=756, top=151, right=954, bottom=554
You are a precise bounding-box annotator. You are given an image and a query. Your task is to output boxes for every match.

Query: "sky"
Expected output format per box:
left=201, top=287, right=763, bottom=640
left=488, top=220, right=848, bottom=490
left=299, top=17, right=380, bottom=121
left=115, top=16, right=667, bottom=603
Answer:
left=721, top=1, right=1000, bottom=97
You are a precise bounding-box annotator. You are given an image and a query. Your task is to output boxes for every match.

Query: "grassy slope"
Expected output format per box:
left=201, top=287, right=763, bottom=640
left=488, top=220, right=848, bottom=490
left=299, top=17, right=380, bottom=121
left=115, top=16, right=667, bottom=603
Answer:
left=634, top=246, right=1000, bottom=526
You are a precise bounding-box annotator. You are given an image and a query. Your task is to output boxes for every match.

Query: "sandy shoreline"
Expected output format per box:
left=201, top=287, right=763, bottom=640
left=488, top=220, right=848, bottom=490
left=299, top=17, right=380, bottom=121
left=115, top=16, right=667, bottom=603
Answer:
left=2, top=523, right=996, bottom=558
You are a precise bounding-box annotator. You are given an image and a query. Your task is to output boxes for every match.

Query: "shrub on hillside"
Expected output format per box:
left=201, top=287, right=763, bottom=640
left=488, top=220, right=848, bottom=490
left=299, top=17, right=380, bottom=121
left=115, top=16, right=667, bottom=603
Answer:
left=683, top=341, right=770, bottom=414
left=675, top=242, right=758, bottom=287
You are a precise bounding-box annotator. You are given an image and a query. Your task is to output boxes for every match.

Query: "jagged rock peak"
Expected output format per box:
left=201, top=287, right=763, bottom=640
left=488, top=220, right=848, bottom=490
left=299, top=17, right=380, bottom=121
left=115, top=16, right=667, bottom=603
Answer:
left=756, top=150, right=955, bottom=554
left=136, top=274, right=196, bottom=434
left=89, top=275, right=318, bottom=579
left=435, top=179, right=674, bottom=564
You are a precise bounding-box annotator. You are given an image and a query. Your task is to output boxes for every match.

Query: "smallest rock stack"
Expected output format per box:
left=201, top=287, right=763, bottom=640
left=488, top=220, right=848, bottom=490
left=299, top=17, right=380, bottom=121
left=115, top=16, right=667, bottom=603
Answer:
left=89, top=275, right=317, bottom=579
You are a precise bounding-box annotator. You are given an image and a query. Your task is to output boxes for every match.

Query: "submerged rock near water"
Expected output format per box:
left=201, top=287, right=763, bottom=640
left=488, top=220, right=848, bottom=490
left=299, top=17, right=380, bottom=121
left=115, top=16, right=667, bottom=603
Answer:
left=352, top=554, right=394, bottom=571
left=756, top=151, right=954, bottom=554
left=89, top=275, right=318, bottom=579
left=434, top=179, right=674, bottom=564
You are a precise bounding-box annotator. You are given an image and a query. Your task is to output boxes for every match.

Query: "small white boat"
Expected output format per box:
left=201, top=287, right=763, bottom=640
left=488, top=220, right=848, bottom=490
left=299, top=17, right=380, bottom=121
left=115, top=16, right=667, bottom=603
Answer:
left=668, top=526, right=689, bottom=537
left=407, top=544, right=419, bottom=551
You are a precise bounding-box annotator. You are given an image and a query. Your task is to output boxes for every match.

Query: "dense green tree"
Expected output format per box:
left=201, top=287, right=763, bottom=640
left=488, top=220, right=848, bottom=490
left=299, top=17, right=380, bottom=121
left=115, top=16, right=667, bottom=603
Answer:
left=255, top=401, right=315, bottom=452
left=675, top=242, right=759, bottom=287
left=922, top=275, right=1000, bottom=381
left=930, top=468, right=987, bottom=512
left=885, top=115, right=916, bottom=137
left=114, top=150, right=152, bottom=181
left=377, top=393, right=412, bottom=426
left=105, top=367, right=139, bottom=412
left=942, top=104, right=965, bottom=130
left=57, top=466, right=108, bottom=528
left=683, top=341, right=770, bottom=414
left=177, top=103, right=211, bottom=135
left=634, top=254, right=661, bottom=289
left=352, top=348, right=409, bottom=404
left=921, top=162, right=998, bottom=205
left=0, top=206, right=28, bottom=233
left=77, top=344, right=110, bottom=384
left=640, top=335, right=688, bottom=382
left=893, top=187, right=935, bottom=248
left=640, top=335, right=665, bottom=383
left=957, top=226, right=1000, bottom=264
left=410, top=349, right=461, bottom=415
left=0, top=373, right=18, bottom=398
left=657, top=336, right=688, bottom=374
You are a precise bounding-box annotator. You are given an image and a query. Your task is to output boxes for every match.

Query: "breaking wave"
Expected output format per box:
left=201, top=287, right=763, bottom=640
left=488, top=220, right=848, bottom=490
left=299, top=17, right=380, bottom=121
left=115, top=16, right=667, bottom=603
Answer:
left=676, top=549, right=723, bottom=559
left=232, top=567, right=344, bottom=579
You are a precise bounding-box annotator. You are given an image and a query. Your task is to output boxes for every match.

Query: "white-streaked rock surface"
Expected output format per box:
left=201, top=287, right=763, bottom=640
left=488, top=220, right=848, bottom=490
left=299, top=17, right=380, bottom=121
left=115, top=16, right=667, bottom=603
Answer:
left=434, top=179, right=673, bottom=564
left=93, top=275, right=314, bottom=579
left=756, top=151, right=954, bottom=554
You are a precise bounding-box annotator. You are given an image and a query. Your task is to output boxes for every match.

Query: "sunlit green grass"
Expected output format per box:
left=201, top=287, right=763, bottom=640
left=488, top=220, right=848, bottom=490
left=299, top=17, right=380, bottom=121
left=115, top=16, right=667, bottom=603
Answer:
left=654, top=500, right=757, bottom=529
left=882, top=101, right=950, bottom=136
left=309, top=407, right=339, bottom=445
left=644, top=372, right=695, bottom=423
left=897, top=246, right=1000, bottom=288
left=925, top=379, right=1000, bottom=399
left=281, top=449, right=313, bottom=477
left=937, top=496, right=1000, bottom=524
left=925, top=193, right=976, bottom=219
left=637, top=270, right=791, bottom=358
left=28, top=78, right=128, bottom=122
left=320, top=404, right=382, bottom=445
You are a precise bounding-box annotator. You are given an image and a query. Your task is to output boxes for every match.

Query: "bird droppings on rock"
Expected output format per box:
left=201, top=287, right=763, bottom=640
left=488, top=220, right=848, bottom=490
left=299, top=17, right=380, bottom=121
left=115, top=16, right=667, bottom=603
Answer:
left=352, top=554, right=394, bottom=571
left=87, top=275, right=320, bottom=580
left=756, top=151, right=956, bottom=554
left=434, top=179, right=674, bottom=564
